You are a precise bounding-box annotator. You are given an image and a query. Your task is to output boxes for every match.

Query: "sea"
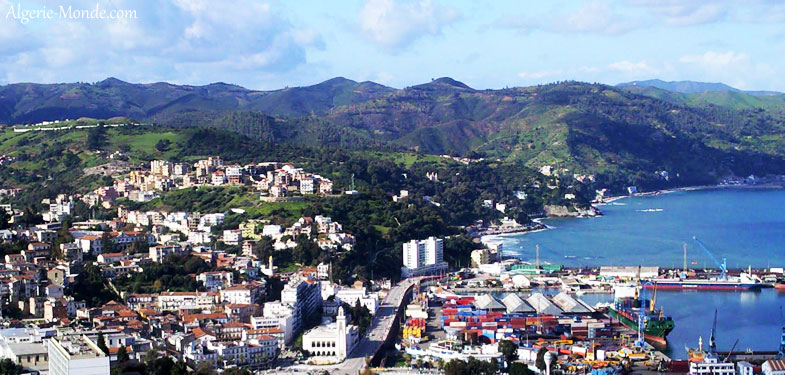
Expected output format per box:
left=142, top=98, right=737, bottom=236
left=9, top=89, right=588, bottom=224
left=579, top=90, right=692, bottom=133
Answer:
left=484, top=188, right=785, bottom=358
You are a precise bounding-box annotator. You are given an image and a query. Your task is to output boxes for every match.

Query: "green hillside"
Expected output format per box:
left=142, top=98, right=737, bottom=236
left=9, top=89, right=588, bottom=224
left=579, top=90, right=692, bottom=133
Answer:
left=3, top=78, right=785, bottom=191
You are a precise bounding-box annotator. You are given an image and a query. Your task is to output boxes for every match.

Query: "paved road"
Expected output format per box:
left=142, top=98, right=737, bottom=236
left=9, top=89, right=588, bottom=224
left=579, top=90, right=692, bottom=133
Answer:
left=337, top=277, right=420, bottom=375
left=265, top=278, right=421, bottom=375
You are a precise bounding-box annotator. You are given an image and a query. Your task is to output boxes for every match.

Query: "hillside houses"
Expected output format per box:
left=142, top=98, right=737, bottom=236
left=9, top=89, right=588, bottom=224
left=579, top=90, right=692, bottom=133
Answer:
left=104, top=158, right=335, bottom=205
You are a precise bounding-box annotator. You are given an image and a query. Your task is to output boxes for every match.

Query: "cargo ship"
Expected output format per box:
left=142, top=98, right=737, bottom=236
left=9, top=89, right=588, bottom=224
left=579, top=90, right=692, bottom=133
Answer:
left=642, top=273, right=764, bottom=291
left=608, top=285, right=674, bottom=349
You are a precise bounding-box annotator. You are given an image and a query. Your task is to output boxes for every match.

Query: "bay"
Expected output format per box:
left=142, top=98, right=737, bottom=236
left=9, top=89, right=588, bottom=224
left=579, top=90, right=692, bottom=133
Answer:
left=487, top=188, right=785, bottom=358
left=487, top=188, right=785, bottom=268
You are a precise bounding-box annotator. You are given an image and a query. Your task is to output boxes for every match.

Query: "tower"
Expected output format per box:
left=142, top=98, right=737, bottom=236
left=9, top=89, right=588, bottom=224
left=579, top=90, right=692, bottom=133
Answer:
left=336, top=306, right=347, bottom=359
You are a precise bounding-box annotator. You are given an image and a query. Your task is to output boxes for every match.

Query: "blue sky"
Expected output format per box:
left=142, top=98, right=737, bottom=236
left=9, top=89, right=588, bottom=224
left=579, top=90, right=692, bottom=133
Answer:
left=1, top=0, right=784, bottom=91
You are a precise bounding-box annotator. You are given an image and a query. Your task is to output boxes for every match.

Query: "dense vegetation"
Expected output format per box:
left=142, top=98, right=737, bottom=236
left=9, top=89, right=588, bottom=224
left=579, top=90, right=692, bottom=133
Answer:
left=114, top=254, right=211, bottom=294
left=3, top=77, right=785, bottom=188
left=3, top=77, right=785, bottom=282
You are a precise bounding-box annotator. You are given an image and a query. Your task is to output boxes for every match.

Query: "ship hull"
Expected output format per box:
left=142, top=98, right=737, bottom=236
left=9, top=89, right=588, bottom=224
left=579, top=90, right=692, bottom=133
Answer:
left=608, top=308, right=673, bottom=349
left=643, top=282, right=762, bottom=291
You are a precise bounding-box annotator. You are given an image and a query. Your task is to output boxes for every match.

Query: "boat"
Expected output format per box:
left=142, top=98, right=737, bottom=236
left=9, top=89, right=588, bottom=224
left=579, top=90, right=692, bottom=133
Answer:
left=686, top=336, right=708, bottom=362
left=608, top=285, right=674, bottom=349
left=642, top=272, right=764, bottom=291
left=774, top=283, right=785, bottom=291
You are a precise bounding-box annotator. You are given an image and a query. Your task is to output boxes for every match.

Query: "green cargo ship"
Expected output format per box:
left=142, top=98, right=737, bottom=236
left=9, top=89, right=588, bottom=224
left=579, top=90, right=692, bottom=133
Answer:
left=608, top=298, right=674, bottom=349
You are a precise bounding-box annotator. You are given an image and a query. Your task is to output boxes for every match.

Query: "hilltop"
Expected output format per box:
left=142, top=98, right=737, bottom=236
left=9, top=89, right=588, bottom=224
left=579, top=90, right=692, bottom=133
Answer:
left=616, top=79, right=782, bottom=96
left=2, top=77, right=785, bottom=190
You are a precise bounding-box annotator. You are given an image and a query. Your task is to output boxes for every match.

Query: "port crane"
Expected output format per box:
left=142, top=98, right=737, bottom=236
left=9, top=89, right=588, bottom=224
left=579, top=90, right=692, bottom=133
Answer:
left=693, top=237, right=728, bottom=280
left=723, top=338, right=740, bottom=363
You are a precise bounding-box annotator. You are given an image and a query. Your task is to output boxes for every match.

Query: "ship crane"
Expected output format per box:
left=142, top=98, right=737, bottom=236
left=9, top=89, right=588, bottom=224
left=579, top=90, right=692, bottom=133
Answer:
left=724, top=338, right=740, bottom=363
left=693, top=237, right=728, bottom=280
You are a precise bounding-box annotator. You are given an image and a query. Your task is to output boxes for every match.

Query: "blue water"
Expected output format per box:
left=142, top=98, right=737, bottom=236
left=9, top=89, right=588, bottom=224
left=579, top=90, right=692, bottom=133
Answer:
left=490, top=188, right=785, bottom=358
left=488, top=188, right=785, bottom=268
left=581, top=289, right=784, bottom=358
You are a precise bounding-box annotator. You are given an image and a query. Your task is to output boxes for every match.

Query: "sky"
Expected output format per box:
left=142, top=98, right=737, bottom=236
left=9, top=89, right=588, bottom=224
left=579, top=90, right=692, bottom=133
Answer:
left=1, top=0, right=784, bottom=91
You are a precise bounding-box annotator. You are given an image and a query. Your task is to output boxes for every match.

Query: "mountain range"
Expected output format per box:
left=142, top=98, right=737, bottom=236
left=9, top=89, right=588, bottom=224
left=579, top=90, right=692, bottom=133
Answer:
left=2, top=77, right=785, bottom=185
left=616, top=79, right=782, bottom=96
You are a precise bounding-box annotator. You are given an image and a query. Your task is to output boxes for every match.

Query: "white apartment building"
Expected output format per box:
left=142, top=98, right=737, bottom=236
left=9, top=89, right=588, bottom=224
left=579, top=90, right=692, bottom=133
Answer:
left=150, top=160, right=172, bottom=176
left=402, top=237, right=448, bottom=278
left=220, top=282, right=265, bottom=305
left=149, top=243, right=184, bottom=263
left=299, top=178, right=314, bottom=195
left=197, top=271, right=234, bottom=291
left=253, top=305, right=295, bottom=344
left=281, top=278, right=322, bottom=335
left=222, top=229, right=243, bottom=245
left=47, top=336, right=110, bottom=375
left=158, top=292, right=220, bottom=311
left=184, top=337, right=277, bottom=369
left=211, top=171, right=226, bottom=186
left=334, top=287, right=379, bottom=314
left=317, top=262, right=330, bottom=280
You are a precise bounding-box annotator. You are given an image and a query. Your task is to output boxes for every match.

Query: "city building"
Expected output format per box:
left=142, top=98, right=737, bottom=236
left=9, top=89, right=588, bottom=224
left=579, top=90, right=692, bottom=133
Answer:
left=763, top=359, right=785, bottom=375
left=47, top=336, right=110, bottom=375
left=401, top=237, right=448, bottom=278
left=301, top=307, right=358, bottom=363
left=220, top=282, right=265, bottom=305
left=281, top=278, right=322, bottom=335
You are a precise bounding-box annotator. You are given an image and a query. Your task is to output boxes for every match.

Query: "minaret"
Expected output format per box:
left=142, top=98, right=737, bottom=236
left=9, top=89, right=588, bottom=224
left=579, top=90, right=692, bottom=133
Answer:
left=337, top=306, right=347, bottom=359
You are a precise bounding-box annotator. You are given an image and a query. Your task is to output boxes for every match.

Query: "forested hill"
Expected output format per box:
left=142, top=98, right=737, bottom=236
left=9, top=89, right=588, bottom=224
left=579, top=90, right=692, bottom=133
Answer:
left=3, top=77, right=785, bottom=186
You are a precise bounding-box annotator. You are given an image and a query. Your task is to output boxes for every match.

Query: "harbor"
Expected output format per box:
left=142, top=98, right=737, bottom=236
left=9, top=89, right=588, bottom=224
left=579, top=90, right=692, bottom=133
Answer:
left=379, top=259, right=785, bottom=375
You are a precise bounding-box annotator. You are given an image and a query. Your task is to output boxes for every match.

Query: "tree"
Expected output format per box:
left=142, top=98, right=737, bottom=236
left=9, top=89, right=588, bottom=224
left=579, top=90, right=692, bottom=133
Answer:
left=155, top=139, right=171, bottom=152
left=535, top=347, right=549, bottom=372
left=509, top=362, right=535, bottom=375
left=193, top=361, right=215, bottom=375
left=222, top=368, right=251, bottom=375
left=87, top=125, right=106, bottom=150
left=96, top=332, right=109, bottom=355
left=145, top=357, right=187, bottom=375
left=0, top=208, right=10, bottom=230
left=0, top=358, right=23, bottom=375
left=101, top=232, right=116, bottom=253
left=498, top=339, right=518, bottom=369
left=116, top=346, right=129, bottom=363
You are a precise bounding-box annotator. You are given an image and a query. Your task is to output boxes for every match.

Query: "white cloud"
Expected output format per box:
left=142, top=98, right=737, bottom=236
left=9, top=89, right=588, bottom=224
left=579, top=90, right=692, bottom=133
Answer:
left=558, top=1, right=638, bottom=34
left=608, top=60, right=655, bottom=73
left=502, top=1, right=639, bottom=35
left=679, top=51, right=749, bottom=69
left=0, top=0, right=324, bottom=87
left=627, top=1, right=728, bottom=26
left=358, top=0, right=458, bottom=50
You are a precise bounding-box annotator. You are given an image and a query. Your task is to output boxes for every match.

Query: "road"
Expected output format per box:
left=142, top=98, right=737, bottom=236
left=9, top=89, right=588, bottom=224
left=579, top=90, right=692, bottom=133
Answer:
left=262, top=278, right=421, bottom=375
left=337, top=277, right=420, bottom=375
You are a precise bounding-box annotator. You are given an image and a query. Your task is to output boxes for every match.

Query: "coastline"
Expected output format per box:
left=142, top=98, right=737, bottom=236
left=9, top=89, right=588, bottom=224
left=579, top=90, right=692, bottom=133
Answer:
left=484, top=182, right=785, bottom=245
left=596, top=182, right=784, bottom=206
